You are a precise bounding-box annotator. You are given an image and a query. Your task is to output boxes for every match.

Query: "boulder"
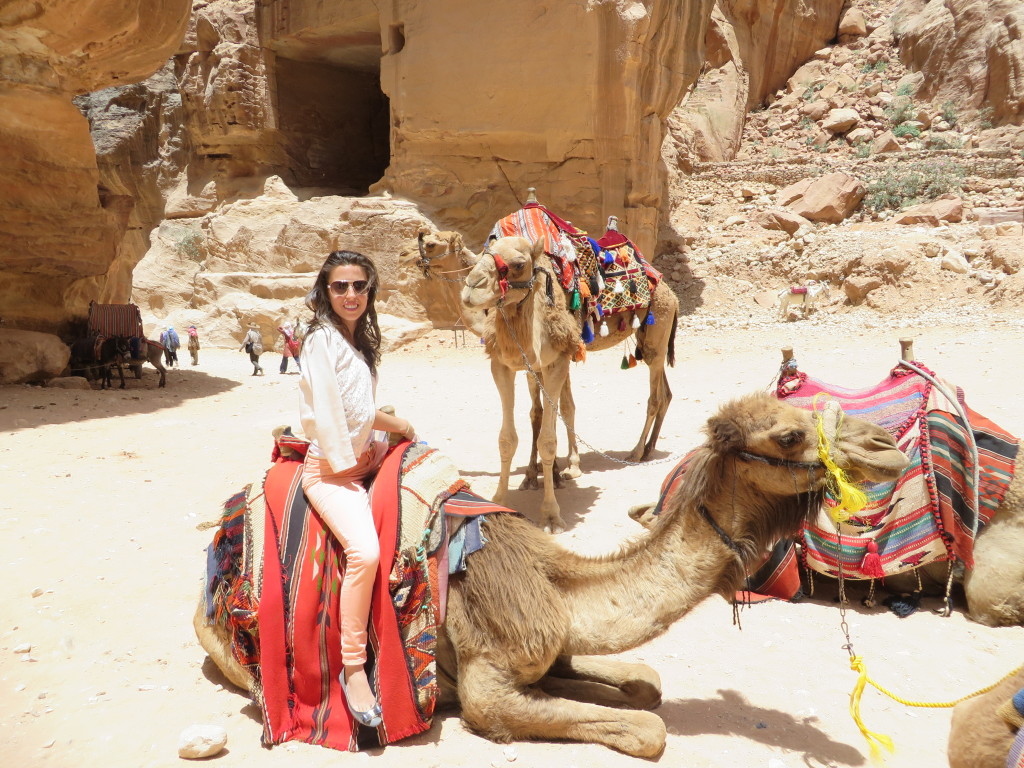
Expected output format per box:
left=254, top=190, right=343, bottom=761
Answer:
left=753, top=208, right=810, bottom=235
left=780, top=172, right=866, bottom=223
left=893, top=197, right=964, bottom=226
left=0, top=330, right=71, bottom=384
left=843, top=275, right=883, bottom=304
left=178, top=724, right=227, bottom=759
left=838, top=8, right=868, bottom=37
left=871, top=130, right=902, bottom=154
left=821, top=108, right=861, bottom=134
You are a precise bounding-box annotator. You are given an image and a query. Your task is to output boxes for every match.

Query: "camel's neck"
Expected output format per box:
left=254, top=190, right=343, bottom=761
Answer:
left=559, top=451, right=810, bottom=655
left=559, top=506, right=733, bottom=655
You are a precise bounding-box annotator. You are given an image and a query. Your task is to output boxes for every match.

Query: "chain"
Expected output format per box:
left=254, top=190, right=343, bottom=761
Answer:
left=496, top=305, right=688, bottom=468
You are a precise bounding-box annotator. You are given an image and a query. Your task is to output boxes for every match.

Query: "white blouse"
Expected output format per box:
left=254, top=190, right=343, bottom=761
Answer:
left=298, top=324, right=377, bottom=472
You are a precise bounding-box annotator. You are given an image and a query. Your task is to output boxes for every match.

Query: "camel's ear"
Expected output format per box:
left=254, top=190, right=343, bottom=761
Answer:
left=530, top=237, right=546, bottom=261
left=705, top=415, right=745, bottom=454
left=449, top=232, right=464, bottom=252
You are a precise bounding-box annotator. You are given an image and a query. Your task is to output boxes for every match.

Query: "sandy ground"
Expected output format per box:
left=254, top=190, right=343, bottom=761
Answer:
left=3, top=313, right=1023, bottom=768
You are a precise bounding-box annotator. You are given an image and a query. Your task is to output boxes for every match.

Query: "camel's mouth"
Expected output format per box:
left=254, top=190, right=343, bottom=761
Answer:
left=836, top=440, right=909, bottom=483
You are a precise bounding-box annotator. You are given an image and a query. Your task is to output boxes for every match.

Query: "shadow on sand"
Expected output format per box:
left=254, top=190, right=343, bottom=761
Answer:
left=0, top=367, right=241, bottom=433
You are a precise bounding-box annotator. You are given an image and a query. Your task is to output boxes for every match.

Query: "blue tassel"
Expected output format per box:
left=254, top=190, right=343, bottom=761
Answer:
left=581, top=322, right=594, bottom=344
left=603, top=250, right=614, bottom=267
left=645, top=311, right=655, bottom=325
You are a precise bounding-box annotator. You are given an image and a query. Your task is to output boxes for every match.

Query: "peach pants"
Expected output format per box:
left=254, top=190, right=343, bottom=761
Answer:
left=301, top=440, right=388, bottom=666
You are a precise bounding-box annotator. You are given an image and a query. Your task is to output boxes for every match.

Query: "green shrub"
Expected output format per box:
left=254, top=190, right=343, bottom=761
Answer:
left=939, top=100, right=958, bottom=127
left=855, top=142, right=872, bottom=158
left=863, top=158, right=966, bottom=212
left=171, top=228, right=203, bottom=262
left=892, top=123, right=921, bottom=138
left=976, top=106, right=995, bottom=130
left=926, top=134, right=963, bottom=150
left=895, top=81, right=915, bottom=97
left=884, top=98, right=916, bottom=128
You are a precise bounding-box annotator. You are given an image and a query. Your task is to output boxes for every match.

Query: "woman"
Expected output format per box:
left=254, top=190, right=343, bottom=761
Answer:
left=187, top=325, right=200, bottom=366
left=298, top=250, right=416, bottom=728
left=277, top=321, right=301, bottom=374
left=241, top=323, right=264, bottom=375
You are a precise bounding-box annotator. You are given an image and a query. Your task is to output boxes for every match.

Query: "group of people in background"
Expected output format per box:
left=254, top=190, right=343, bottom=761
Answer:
left=240, top=318, right=307, bottom=376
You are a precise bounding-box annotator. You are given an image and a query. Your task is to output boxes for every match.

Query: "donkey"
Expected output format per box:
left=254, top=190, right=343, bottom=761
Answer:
left=69, top=335, right=130, bottom=389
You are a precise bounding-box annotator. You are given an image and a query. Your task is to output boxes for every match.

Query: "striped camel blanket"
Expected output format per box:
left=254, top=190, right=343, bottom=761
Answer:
left=744, top=361, right=1018, bottom=599
left=204, top=439, right=513, bottom=752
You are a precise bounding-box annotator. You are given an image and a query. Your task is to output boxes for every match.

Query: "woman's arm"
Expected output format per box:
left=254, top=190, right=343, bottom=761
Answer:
left=372, top=409, right=416, bottom=441
left=302, top=332, right=361, bottom=471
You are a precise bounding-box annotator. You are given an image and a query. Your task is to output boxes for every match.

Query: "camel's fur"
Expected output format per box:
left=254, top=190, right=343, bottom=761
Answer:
left=947, top=664, right=1023, bottom=768
left=459, top=235, right=679, bottom=532
left=195, top=393, right=907, bottom=756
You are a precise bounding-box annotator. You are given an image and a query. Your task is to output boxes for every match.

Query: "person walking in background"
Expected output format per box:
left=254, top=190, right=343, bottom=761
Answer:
left=187, top=325, right=201, bottom=365
left=298, top=250, right=417, bottom=728
left=277, top=320, right=302, bottom=374
left=160, top=326, right=180, bottom=367
left=241, top=322, right=264, bottom=376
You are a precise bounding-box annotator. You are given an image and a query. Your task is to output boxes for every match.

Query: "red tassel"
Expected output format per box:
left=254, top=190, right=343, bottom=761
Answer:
left=860, top=540, right=885, bottom=578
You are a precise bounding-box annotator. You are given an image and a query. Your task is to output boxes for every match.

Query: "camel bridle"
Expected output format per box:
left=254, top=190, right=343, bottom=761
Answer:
left=485, top=248, right=554, bottom=307
left=735, top=450, right=823, bottom=471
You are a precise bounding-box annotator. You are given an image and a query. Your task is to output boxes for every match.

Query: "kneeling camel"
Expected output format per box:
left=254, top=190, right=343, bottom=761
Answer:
left=195, top=393, right=906, bottom=756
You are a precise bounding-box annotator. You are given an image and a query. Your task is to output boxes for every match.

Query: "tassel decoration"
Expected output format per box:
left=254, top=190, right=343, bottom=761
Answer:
left=645, top=311, right=655, bottom=325
left=613, top=280, right=625, bottom=294
left=599, top=322, right=610, bottom=337
left=860, top=541, right=885, bottom=578
left=628, top=354, right=638, bottom=368
left=581, top=322, right=594, bottom=344
left=634, top=346, right=644, bottom=361
left=603, top=250, right=614, bottom=267
left=620, top=354, right=629, bottom=369
left=631, top=315, right=640, bottom=329
left=618, top=317, right=627, bottom=332
left=570, top=289, right=581, bottom=310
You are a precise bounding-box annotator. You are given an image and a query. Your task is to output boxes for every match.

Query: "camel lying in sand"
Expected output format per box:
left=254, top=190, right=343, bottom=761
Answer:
left=195, top=393, right=906, bottom=756
left=947, top=664, right=1023, bottom=768
left=459, top=235, right=678, bottom=532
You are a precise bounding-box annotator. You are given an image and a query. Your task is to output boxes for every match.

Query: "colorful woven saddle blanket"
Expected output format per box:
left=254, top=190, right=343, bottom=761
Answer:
left=203, top=437, right=513, bottom=752
left=745, top=362, right=1018, bottom=598
left=86, top=301, right=145, bottom=338
left=488, top=203, right=661, bottom=320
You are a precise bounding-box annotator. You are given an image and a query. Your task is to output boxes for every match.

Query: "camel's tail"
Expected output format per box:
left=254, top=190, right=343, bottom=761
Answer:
left=667, top=311, right=677, bottom=367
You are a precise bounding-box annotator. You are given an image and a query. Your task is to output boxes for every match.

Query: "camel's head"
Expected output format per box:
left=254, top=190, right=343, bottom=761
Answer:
left=461, top=236, right=545, bottom=310
left=705, top=393, right=907, bottom=495
left=398, top=230, right=476, bottom=274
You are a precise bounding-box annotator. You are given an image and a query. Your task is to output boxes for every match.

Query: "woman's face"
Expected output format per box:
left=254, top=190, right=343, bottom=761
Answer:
left=326, top=263, right=371, bottom=332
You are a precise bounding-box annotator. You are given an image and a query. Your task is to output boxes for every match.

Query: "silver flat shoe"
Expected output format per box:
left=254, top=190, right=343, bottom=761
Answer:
left=339, top=672, right=382, bottom=728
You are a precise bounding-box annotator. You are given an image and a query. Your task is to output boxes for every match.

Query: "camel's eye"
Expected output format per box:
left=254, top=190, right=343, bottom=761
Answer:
left=776, top=430, right=805, bottom=449
left=510, top=258, right=528, bottom=275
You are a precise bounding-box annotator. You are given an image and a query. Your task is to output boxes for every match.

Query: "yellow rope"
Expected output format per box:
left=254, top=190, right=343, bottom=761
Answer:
left=849, top=657, right=895, bottom=763
left=858, top=660, right=1024, bottom=709
left=812, top=394, right=868, bottom=523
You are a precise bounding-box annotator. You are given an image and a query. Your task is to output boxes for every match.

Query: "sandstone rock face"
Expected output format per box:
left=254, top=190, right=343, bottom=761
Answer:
left=0, top=0, right=191, bottom=334
left=0, top=330, right=71, bottom=384
left=665, top=0, right=846, bottom=168
left=895, top=0, right=1024, bottom=124
left=363, top=0, right=713, bottom=257
left=131, top=186, right=437, bottom=346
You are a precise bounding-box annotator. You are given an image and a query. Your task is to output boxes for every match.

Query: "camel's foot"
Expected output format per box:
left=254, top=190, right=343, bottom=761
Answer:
left=579, top=710, right=666, bottom=758
left=628, top=503, right=658, bottom=528
left=543, top=517, right=565, bottom=535
left=558, top=464, right=581, bottom=481
left=518, top=473, right=540, bottom=491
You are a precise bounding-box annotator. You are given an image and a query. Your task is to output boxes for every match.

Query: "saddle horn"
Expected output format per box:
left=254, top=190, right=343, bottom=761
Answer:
left=607, top=215, right=619, bottom=232
left=900, top=338, right=915, bottom=362
left=526, top=187, right=538, bottom=205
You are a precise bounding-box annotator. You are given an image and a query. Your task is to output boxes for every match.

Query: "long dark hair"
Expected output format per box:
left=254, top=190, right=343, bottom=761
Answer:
left=305, top=250, right=382, bottom=375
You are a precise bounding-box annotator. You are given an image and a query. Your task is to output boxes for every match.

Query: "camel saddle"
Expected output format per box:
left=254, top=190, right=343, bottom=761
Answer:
left=744, top=360, right=1019, bottom=601
left=204, top=435, right=514, bottom=752
left=488, top=203, right=661, bottom=324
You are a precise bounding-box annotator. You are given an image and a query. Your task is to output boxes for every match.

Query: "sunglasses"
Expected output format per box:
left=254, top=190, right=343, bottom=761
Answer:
left=328, top=279, right=371, bottom=295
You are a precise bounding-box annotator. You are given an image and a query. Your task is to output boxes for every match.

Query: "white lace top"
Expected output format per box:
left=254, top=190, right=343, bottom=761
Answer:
left=298, top=324, right=377, bottom=472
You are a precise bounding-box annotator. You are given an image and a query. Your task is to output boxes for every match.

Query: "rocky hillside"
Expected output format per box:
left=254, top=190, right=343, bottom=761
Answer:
left=657, top=0, right=1024, bottom=331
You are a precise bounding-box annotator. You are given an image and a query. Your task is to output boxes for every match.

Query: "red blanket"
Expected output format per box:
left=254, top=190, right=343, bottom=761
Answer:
left=258, top=443, right=430, bottom=751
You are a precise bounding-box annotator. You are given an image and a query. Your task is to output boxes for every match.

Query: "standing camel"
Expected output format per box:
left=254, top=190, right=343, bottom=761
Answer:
left=195, top=393, right=908, bottom=756
left=460, top=235, right=678, bottom=533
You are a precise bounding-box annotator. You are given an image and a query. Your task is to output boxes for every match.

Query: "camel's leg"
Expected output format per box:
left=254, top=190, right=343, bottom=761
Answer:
left=519, top=375, right=542, bottom=491
left=962, top=483, right=1024, bottom=626
left=491, top=360, right=518, bottom=506
left=626, top=363, right=672, bottom=462
left=537, top=359, right=569, bottom=533
left=458, top=656, right=666, bottom=758
left=558, top=377, right=581, bottom=481
left=539, top=655, right=662, bottom=710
